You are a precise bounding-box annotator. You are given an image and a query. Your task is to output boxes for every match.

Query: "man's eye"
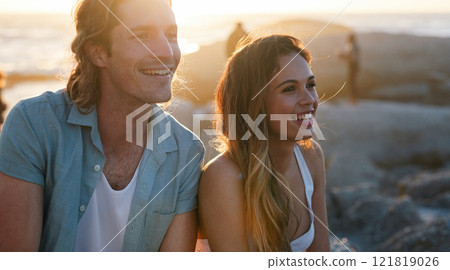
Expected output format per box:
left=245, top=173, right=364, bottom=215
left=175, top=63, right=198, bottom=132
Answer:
left=166, top=32, right=178, bottom=41
left=136, top=33, right=150, bottom=40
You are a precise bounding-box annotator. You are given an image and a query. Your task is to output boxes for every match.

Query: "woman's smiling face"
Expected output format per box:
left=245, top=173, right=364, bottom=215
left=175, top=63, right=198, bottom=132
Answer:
left=265, top=52, right=318, bottom=141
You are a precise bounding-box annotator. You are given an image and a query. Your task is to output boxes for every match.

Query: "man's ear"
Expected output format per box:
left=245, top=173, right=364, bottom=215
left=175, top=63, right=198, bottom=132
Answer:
left=84, top=41, right=108, bottom=67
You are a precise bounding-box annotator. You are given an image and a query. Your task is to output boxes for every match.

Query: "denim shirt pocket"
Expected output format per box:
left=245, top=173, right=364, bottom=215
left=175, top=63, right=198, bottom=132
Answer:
left=140, top=211, right=176, bottom=251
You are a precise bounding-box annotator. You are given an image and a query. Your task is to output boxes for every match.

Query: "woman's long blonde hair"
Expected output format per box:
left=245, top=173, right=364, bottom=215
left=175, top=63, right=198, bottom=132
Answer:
left=215, top=35, right=312, bottom=251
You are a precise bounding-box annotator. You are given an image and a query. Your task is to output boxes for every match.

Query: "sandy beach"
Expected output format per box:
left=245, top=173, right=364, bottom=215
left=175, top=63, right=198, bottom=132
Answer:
left=2, top=18, right=449, bottom=251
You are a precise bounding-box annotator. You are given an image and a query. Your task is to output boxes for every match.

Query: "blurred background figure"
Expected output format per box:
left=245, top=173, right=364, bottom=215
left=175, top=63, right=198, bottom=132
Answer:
left=0, top=70, right=6, bottom=131
left=226, top=22, right=248, bottom=57
left=338, top=32, right=360, bottom=105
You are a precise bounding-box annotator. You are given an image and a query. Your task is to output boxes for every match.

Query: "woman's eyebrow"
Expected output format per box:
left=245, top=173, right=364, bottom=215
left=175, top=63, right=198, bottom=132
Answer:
left=276, top=79, right=297, bottom=89
left=276, top=76, right=315, bottom=89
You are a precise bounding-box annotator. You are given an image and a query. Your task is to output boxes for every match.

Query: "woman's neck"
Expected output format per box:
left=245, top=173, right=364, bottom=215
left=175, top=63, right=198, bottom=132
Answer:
left=268, top=138, right=297, bottom=174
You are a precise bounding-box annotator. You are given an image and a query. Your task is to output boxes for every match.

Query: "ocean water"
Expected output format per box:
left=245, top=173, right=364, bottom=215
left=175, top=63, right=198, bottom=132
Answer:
left=0, top=12, right=449, bottom=76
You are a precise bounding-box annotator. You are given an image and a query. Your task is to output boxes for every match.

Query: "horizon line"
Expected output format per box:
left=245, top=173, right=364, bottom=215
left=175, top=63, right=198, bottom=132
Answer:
left=1, top=10, right=450, bottom=16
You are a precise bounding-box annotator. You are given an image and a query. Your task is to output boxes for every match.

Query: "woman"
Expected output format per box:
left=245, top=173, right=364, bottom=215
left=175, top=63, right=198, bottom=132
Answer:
left=197, top=35, right=330, bottom=252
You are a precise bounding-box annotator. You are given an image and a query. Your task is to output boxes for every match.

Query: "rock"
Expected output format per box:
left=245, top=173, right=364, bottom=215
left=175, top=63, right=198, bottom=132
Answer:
left=330, top=236, right=358, bottom=252
left=398, top=169, right=450, bottom=204
left=376, top=196, right=422, bottom=243
left=329, top=185, right=422, bottom=246
left=428, top=192, right=450, bottom=209
left=327, top=184, right=375, bottom=231
left=409, top=150, right=446, bottom=169
left=347, top=196, right=421, bottom=245
left=369, top=83, right=430, bottom=102
left=375, top=217, right=450, bottom=251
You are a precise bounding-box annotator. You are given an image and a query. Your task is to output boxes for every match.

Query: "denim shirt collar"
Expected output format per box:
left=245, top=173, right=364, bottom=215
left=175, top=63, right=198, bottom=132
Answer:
left=66, top=102, right=178, bottom=161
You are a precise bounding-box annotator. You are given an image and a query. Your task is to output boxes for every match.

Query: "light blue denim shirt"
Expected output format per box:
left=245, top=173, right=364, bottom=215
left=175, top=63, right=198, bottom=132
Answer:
left=0, top=90, right=204, bottom=251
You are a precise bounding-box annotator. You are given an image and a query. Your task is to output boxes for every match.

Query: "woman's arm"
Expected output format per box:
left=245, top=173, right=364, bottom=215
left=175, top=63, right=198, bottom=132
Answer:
left=306, top=141, right=331, bottom=251
left=198, top=155, right=249, bottom=251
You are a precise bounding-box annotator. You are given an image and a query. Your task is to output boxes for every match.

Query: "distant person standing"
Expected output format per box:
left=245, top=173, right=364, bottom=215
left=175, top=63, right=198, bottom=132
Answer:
left=226, top=22, right=248, bottom=57
left=0, top=70, right=6, bottom=131
left=339, top=32, right=360, bottom=105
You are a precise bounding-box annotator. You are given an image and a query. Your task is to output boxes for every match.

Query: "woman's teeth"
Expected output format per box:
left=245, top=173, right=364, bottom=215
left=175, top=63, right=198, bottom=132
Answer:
left=298, top=113, right=313, bottom=120
left=140, top=69, right=171, bottom=76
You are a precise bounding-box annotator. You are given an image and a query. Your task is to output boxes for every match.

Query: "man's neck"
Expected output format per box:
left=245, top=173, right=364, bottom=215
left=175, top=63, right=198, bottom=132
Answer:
left=96, top=93, right=150, bottom=153
left=96, top=92, right=149, bottom=190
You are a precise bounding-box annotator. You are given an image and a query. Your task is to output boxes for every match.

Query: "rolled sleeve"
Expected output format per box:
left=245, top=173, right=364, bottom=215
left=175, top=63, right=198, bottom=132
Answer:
left=0, top=101, right=45, bottom=187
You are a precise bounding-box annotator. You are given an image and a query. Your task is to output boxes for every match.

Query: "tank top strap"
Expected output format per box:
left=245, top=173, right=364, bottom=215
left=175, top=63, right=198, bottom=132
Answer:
left=294, top=144, right=314, bottom=209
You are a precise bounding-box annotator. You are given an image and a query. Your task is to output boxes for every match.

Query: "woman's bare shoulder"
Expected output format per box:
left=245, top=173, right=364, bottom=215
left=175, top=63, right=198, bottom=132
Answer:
left=297, top=140, right=325, bottom=183
left=297, top=139, right=324, bottom=163
left=198, top=152, right=247, bottom=245
left=201, top=152, right=243, bottom=184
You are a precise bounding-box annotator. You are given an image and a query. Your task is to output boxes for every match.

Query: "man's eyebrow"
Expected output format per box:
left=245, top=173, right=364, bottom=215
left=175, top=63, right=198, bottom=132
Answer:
left=130, top=24, right=178, bottom=32
left=276, top=76, right=315, bottom=89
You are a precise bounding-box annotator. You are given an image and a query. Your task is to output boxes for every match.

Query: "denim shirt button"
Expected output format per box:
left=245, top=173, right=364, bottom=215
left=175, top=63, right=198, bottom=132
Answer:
left=79, top=205, right=86, bottom=212
left=94, top=165, right=101, bottom=172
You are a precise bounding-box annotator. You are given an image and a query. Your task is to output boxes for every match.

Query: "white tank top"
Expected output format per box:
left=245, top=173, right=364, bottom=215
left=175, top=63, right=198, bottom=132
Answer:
left=290, top=144, right=315, bottom=252
left=74, top=161, right=140, bottom=252
left=196, top=145, right=315, bottom=252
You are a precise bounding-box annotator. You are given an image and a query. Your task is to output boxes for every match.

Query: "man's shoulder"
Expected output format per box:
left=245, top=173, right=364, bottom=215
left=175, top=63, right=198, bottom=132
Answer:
left=164, top=112, right=204, bottom=152
left=15, top=89, right=71, bottom=113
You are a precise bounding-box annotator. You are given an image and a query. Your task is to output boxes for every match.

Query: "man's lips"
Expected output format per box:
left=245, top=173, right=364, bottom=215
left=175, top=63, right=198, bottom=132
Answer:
left=139, top=68, right=173, bottom=76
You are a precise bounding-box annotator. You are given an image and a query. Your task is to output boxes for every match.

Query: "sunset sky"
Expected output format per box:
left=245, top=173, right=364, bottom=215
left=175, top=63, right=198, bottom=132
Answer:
left=0, top=0, right=449, bottom=14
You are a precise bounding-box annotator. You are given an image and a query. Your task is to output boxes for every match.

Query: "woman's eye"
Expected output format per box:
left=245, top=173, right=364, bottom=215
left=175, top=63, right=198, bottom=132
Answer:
left=282, top=86, right=296, bottom=93
left=307, top=82, right=316, bottom=89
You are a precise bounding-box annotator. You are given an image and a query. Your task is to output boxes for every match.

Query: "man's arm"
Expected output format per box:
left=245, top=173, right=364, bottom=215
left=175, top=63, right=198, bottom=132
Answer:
left=158, top=210, right=197, bottom=252
left=0, top=172, right=43, bottom=251
left=158, top=141, right=204, bottom=252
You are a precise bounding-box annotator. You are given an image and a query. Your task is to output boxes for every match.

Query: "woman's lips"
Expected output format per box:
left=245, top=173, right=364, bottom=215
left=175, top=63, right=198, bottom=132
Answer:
left=296, top=112, right=314, bottom=128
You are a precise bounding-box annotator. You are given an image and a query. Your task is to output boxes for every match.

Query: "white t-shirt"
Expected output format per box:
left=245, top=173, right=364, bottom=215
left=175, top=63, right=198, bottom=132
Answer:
left=74, top=162, right=140, bottom=252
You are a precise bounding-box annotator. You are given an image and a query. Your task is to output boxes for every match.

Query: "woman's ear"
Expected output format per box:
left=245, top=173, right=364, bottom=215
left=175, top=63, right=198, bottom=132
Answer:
left=84, top=41, right=108, bottom=67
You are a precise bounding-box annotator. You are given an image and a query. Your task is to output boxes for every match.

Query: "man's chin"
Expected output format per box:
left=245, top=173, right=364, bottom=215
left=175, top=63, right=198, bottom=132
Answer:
left=149, top=91, right=172, bottom=104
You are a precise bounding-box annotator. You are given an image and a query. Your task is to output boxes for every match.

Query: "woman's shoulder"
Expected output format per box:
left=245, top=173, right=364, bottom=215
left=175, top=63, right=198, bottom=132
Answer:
left=297, top=139, right=324, bottom=163
left=202, top=152, right=243, bottom=182
left=199, top=152, right=244, bottom=198
left=297, top=139, right=325, bottom=182
left=198, top=152, right=248, bottom=248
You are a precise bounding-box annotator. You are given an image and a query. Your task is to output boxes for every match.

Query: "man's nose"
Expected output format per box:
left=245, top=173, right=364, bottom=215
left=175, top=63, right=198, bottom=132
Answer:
left=149, top=33, right=175, bottom=59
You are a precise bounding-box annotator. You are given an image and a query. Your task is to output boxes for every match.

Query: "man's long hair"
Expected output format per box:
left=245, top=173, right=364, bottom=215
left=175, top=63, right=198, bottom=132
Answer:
left=0, top=70, right=6, bottom=123
left=66, top=0, right=172, bottom=111
left=215, top=35, right=312, bottom=251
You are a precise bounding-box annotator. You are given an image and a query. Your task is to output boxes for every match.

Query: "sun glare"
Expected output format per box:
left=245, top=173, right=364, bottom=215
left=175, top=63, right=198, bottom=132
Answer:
left=1, top=0, right=449, bottom=15
left=0, top=0, right=74, bottom=13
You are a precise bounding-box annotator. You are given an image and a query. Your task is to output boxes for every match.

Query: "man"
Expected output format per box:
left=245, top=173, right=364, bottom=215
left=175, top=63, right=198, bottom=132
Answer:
left=338, top=32, right=360, bottom=105
left=0, top=70, right=6, bottom=132
left=226, top=22, right=248, bottom=58
left=0, top=0, right=204, bottom=252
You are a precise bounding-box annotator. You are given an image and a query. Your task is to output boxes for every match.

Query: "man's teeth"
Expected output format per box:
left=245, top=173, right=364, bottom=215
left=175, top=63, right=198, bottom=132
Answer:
left=140, top=69, right=171, bottom=76
left=298, top=113, right=313, bottom=120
